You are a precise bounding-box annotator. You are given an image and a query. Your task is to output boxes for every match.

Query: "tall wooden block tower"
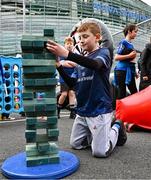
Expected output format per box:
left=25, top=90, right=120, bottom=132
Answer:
left=21, top=29, right=60, bottom=166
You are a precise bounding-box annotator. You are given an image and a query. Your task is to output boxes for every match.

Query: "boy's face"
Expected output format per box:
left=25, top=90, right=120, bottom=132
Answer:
left=78, top=29, right=101, bottom=53
left=64, top=41, right=74, bottom=51
left=129, top=28, right=138, bottom=40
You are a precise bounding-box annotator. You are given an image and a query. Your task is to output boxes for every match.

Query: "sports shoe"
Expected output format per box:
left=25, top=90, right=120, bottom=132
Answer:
left=69, top=110, right=76, bottom=119
left=112, top=119, right=127, bottom=146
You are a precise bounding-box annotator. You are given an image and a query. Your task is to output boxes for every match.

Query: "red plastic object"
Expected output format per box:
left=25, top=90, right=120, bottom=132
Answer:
left=116, top=85, right=151, bottom=130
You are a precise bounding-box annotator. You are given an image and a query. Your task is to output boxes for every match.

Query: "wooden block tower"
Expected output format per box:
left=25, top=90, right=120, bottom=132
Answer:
left=21, top=29, right=60, bottom=167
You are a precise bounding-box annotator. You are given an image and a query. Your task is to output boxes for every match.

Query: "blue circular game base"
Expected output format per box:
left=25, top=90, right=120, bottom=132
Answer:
left=1, top=151, right=80, bottom=179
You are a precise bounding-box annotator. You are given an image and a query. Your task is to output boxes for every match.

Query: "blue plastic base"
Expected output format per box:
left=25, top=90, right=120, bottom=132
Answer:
left=1, top=151, right=80, bottom=179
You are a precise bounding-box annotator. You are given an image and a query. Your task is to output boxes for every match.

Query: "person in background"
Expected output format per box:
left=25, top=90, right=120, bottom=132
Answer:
left=139, top=43, right=151, bottom=91
left=57, top=37, right=76, bottom=119
left=47, top=21, right=127, bottom=158
left=114, top=24, right=138, bottom=100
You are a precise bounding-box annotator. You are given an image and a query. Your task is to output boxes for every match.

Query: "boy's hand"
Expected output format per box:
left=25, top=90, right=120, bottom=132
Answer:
left=129, top=51, right=137, bottom=59
left=46, top=40, right=69, bottom=58
left=143, top=76, right=148, bottom=81
left=62, top=61, right=76, bottom=68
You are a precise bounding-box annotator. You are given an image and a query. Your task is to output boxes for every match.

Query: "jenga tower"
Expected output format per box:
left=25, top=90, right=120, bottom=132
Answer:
left=21, top=29, right=59, bottom=166
left=1, top=29, right=79, bottom=179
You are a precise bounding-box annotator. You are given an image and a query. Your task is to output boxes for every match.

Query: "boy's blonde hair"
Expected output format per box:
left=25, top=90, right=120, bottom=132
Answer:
left=64, top=36, right=74, bottom=44
left=77, top=22, right=101, bottom=35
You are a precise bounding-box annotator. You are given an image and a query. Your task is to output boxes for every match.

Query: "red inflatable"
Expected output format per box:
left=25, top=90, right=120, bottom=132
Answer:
left=116, top=85, right=151, bottom=130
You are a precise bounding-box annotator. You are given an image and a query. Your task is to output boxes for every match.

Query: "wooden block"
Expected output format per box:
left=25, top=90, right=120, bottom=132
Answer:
left=24, top=104, right=35, bottom=112
left=36, top=134, right=58, bottom=142
left=26, top=124, right=36, bottom=130
left=44, top=29, right=54, bottom=37
left=23, top=78, right=57, bottom=87
left=47, top=129, right=59, bottom=137
left=25, top=110, right=56, bottom=117
left=26, top=144, right=40, bottom=157
left=23, top=92, right=34, bottom=100
left=43, top=90, right=56, bottom=98
left=48, top=124, right=58, bottom=129
left=37, top=97, right=54, bottom=103
left=25, top=130, right=36, bottom=140
left=26, top=154, right=60, bottom=166
left=21, top=35, right=51, bottom=51
left=37, top=142, right=50, bottom=153
left=48, top=142, right=58, bottom=153
left=36, top=121, right=47, bottom=129
left=21, top=40, right=33, bottom=50
left=23, top=87, right=56, bottom=98
left=36, top=134, right=48, bottom=142
left=34, top=52, right=45, bottom=59
left=44, top=52, right=56, bottom=59
left=23, top=74, right=51, bottom=79
left=32, top=40, right=45, bottom=50
left=47, top=116, right=57, bottom=125
left=26, top=142, right=58, bottom=157
left=24, top=104, right=56, bottom=113
left=38, top=142, right=58, bottom=154
left=22, top=53, right=34, bottom=59
left=35, top=104, right=56, bottom=112
left=23, top=66, right=56, bottom=75
left=35, top=118, right=57, bottom=128
left=22, top=59, right=55, bottom=66
left=26, top=118, right=37, bottom=125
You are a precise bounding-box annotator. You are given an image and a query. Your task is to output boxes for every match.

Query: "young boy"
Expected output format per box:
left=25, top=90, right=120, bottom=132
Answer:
left=114, top=24, right=138, bottom=99
left=47, top=22, right=127, bottom=157
left=57, top=37, right=76, bottom=119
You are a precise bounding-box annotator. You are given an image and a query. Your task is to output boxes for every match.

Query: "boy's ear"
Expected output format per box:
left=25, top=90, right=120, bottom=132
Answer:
left=96, top=33, right=102, bottom=42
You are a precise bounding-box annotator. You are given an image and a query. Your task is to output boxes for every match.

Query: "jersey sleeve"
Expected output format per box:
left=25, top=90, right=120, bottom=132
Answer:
left=117, top=40, right=126, bottom=54
left=95, top=48, right=111, bottom=69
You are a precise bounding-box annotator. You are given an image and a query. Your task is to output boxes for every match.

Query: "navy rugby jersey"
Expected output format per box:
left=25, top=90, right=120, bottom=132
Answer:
left=71, top=48, right=113, bottom=117
left=116, top=39, right=135, bottom=63
left=114, top=39, right=136, bottom=85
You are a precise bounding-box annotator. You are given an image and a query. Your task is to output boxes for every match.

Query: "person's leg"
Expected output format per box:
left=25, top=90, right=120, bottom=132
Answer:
left=57, top=84, right=68, bottom=118
left=70, top=115, right=92, bottom=149
left=86, top=112, right=119, bottom=157
left=68, top=90, right=76, bottom=119
left=115, top=70, right=127, bottom=99
left=58, top=91, right=68, bottom=105
left=127, top=74, right=137, bottom=94
left=111, top=83, right=118, bottom=110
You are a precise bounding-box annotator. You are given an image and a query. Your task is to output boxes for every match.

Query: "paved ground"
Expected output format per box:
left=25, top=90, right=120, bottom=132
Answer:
left=0, top=110, right=151, bottom=179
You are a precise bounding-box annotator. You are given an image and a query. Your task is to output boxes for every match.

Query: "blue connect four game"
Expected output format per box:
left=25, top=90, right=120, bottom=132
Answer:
left=0, top=56, right=23, bottom=114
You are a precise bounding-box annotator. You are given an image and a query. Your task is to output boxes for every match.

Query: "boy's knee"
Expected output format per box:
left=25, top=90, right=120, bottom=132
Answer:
left=70, top=141, right=80, bottom=150
left=92, top=142, right=113, bottom=158
left=70, top=139, right=83, bottom=150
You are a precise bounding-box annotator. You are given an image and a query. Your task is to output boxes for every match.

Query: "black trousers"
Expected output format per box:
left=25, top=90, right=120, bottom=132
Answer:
left=115, top=70, right=137, bottom=99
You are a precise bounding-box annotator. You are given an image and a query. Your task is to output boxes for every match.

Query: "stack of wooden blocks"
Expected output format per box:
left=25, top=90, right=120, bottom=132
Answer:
left=21, top=29, right=60, bottom=167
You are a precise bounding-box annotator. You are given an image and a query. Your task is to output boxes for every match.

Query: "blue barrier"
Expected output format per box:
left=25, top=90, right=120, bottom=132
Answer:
left=0, top=56, right=24, bottom=113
